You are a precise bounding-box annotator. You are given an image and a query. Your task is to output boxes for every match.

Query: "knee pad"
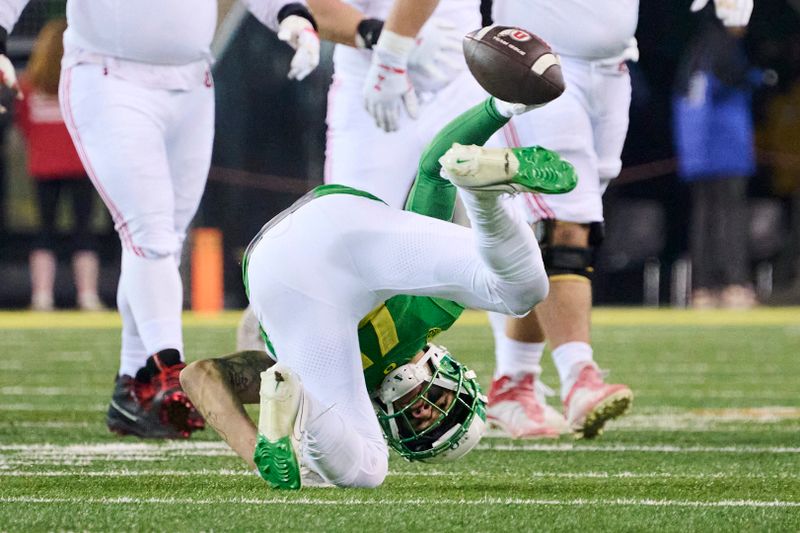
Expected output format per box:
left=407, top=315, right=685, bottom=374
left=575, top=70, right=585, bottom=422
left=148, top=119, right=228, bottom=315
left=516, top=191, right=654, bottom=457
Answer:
left=539, top=221, right=604, bottom=282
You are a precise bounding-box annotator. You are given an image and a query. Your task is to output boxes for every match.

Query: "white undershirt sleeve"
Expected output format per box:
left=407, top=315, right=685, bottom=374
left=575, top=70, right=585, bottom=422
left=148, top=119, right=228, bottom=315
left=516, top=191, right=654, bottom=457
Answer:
left=0, top=0, right=31, bottom=33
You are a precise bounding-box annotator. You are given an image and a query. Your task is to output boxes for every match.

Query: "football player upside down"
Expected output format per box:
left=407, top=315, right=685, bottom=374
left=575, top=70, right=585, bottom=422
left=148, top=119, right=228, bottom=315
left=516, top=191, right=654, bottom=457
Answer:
left=181, top=96, right=577, bottom=489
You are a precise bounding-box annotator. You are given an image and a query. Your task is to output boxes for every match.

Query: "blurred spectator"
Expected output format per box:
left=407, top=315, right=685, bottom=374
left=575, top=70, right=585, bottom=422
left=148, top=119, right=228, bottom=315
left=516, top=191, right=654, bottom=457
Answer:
left=672, top=14, right=757, bottom=309
left=15, top=18, right=103, bottom=311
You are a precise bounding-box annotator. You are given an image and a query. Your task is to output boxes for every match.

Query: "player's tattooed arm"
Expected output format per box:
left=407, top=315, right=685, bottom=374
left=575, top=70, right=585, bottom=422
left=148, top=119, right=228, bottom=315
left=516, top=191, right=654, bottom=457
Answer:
left=212, top=350, right=274, bottom=404
left=180, top=351, right=274, bottom=468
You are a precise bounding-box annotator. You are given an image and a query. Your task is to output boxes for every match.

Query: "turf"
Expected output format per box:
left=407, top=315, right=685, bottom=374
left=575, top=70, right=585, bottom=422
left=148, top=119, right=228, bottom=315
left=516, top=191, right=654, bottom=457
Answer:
left=1, top=309, right=799, bottom=532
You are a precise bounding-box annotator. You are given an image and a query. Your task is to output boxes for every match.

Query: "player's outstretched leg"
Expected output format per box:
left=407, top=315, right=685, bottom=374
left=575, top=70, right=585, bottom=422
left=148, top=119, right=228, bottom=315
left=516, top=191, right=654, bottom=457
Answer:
left=439, top=143, right=577, bottom=195
left=254, top=363, right=304, bottom=490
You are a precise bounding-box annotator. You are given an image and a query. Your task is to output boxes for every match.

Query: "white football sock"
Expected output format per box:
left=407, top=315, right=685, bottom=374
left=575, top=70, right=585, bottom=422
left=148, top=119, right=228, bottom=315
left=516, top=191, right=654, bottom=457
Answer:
left=552, top=341, right=594, bottom=400
left=457, top=189, right=546, bottom=314
left=117, top=283, right=148, bottom=377
left=120, top=249, right=184, bottom=357
left=494, top=336, right=545, bottom=380
left=298, top=392, right=388, bottom=489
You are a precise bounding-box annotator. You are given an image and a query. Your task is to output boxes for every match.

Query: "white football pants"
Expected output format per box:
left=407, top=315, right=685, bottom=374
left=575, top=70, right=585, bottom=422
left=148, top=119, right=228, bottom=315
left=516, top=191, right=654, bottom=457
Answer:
left=60, top=64, right=214, bottom=374
left=325, top=69, right=495, bottom=208
left=501, top=55, right=632, bottom=223
left=246, top=192, right=547, bottom=486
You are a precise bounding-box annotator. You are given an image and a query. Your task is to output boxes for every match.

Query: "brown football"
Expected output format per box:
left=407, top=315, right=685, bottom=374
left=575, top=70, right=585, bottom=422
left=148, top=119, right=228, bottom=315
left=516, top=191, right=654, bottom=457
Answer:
left=463, top=26, right=565, bottom=106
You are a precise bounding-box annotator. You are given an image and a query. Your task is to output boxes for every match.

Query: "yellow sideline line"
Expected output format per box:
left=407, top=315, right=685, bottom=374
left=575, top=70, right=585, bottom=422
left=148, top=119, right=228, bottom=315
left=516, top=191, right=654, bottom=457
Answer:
left=0, top=307, right=798, bottom=329
left=0, top=311, right=242, bottom=329
left=457, top=308, right=800, bottom=327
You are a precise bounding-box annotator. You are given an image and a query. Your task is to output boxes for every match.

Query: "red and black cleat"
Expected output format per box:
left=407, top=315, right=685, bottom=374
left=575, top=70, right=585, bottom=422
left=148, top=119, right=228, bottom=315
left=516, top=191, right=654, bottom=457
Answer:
left=106, top=350, right=204, bottom=439
left=146, top=350, right=205, bottom=438
left=107, top=375, right=185, bottom=439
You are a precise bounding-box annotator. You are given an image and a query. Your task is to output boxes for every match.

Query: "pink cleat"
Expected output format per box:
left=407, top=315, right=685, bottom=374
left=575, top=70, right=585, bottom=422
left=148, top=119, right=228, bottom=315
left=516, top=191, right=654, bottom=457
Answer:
left=487, top=374, right=568, bottom=439
left=563, top=364, right=632, bottom=439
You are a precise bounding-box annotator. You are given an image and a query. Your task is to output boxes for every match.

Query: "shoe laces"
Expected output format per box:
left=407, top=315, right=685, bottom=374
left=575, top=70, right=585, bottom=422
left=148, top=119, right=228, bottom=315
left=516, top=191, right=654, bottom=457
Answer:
left=152, top=361, right=185, bottom=394
left=492, top=374, right=551, bottom=408
left=573, top=364, right=610, bottom=390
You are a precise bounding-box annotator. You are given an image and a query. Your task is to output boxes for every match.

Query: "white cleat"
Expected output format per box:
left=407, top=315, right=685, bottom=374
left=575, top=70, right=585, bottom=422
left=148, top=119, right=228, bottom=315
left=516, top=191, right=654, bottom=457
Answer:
left=487, top=374, right=569, bottom=439
left=254, top=363, right=305, bottom=489
left=439, top=143, right=519, bottom=190
left=439, top=143, right=578, bottom=195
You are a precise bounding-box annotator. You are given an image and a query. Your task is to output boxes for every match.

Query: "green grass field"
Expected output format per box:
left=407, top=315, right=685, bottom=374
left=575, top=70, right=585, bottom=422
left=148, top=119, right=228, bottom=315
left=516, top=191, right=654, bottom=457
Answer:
left=1, top=309, right=799, bottom=531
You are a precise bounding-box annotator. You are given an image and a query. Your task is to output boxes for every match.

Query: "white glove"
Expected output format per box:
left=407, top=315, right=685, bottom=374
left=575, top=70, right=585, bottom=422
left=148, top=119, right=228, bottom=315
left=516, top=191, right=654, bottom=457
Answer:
left=690, top=0, right=753, bottom=27
left=407, top=20, right=463, bottom=94
left=492, top=98, right=542, bottom=118
left=0, top=54, right=22, bottom=113
left=277, top=15, right=320, bottom=81
left=363, top=30, right=418, bottom=132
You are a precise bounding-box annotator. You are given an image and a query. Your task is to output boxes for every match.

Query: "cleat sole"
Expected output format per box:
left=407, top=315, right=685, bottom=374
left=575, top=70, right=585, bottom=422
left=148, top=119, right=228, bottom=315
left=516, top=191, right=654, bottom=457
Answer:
left=573, top=389, right=633, bottom=440
left=254, top=434, right=301, bottom=490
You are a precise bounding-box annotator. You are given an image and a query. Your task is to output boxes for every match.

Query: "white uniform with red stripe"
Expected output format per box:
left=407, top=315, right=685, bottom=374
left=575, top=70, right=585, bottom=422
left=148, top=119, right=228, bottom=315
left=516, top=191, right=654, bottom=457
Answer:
left=493, top=0, right=639, bottom=223
left=324, top=0, right=491, bottom=208
left=1, top=0, right=299, bottom=375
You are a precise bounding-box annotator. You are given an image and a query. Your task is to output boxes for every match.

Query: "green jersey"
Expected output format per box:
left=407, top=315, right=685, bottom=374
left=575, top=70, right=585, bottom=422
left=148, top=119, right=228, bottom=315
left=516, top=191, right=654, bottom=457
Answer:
left=358, top=295, right=464, bottom=391
left=243, top=98, right=509, bottom=393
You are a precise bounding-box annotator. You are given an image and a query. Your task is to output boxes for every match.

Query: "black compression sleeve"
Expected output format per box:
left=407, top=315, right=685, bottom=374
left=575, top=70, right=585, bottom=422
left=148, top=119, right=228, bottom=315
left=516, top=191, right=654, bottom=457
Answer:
left=0, top=27, right=8, bottom=55
left=277, top=3, right=317, bottom=31
left=355, top=18, right=383, bottom=49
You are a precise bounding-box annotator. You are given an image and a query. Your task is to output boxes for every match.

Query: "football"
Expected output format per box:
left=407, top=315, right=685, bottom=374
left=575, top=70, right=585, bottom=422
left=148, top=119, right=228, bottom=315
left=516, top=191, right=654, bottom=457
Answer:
left=463, top=25, right=565, bottom=106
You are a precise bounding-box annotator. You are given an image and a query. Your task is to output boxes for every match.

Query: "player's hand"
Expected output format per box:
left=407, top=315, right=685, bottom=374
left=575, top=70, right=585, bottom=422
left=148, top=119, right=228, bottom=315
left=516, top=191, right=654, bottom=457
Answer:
left=363, top=30, right=418, bottom=132
left=0, top=54, right=22, bottom=113
left=408, top=20, right=463, bottom=94
left=690, top=0, right=753, bottom=27
left=277, top=15, right=320, bottom=81
left=492, top=98, right=542, bottom=118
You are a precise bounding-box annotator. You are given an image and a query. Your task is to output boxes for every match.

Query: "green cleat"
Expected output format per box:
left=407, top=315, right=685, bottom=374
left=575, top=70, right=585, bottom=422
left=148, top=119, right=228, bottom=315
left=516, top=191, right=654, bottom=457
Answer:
left=253, top=364, right=304, bottom=490
left=254, top=434, right=301, bottom=490
left=439, top=143, right=578, bottom=195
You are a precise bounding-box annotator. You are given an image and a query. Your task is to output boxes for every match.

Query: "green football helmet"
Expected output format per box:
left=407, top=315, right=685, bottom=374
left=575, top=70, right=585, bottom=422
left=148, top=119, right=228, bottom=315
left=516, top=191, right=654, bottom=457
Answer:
left=372, top=344, right=487, bottom=462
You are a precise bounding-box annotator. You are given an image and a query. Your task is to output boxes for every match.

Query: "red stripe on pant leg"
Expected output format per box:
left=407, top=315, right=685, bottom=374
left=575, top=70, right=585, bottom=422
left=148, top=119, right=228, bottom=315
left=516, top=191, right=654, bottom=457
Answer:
left=506, top=120, right=522, bottom=148
left=60, top=67, right=144, bottom=257
left=505, top=121, right=558, bottom=220
left=502, top=123, right=517, bottom=148
left=532, top=193, right=556, bottom=219
left=523, top=192, right=544, bottom=221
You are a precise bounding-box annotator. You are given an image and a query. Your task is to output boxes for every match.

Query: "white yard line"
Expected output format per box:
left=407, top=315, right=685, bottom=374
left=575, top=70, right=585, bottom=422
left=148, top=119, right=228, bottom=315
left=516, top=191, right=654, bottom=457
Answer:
left=0, top=422, right=90, bottom=429
left=0, top=404, right=107, bottom=412
left=0, top=496, right=797, bottom=508
left=0, top=387, right=99, bottom=396
left=2, top=442, right=799, bottom=471
left=0, top=469, right=796, bottom=480
left=480, top=443, right=800, bottom=453
left=2, top=441, right=799, bottom=455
